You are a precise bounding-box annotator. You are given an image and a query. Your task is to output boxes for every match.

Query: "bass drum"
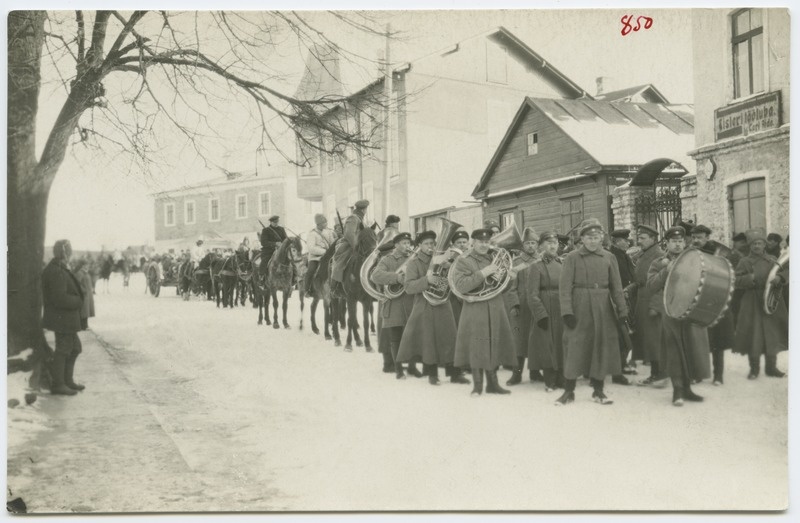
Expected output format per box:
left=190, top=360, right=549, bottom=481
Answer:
left=663, top=248, right=734, bottom=328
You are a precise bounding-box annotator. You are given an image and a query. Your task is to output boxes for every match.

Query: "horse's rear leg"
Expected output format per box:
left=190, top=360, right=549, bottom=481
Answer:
left=263, top=292, right=272, bottom=325
left=345, top=299, right=358, bottom=351
left=369, top=303, right=376, bottom=334
left=362, top=301, right=373, bottom=352
left=352, top=300, right=363, bottom=347
left=282, top=291, right=291, bottom=329
left=331, top=300, right=341, bottom=347
left=272, top=291, right=280, bottom=329
left=298, top=294, right=304, bottom=331
left=310, top=298, right=320, bottom=335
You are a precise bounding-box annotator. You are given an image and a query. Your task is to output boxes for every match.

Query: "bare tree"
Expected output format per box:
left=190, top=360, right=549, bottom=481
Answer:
left=7, top=10, right=402, bottom=382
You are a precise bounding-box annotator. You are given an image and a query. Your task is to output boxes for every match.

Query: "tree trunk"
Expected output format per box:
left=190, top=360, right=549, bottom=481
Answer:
left=7, top=12, right=50, bottom=383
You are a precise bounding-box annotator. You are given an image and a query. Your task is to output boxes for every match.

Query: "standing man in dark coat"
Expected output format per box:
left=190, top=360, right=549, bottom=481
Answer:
left=557, top=218, right=628, bottom=406
left=451, top=229, right=517, bottom=396
left=733, top=228, right=788, bottom=379
left=765, top=233, right=783, bottom=258
left=690, top=224, right=736, bottom=385
left=608, top=229, right=636, bottom=382
left=370, top=232, right=420, bottom=378
left=448, top=230, right=470, bottom=326
left=396, top=230, right=469, bottom=386
left=260, top=215, right=287, bottom=275
left=632, top=224, right=667, bottom=386
left=646, top=227, right=709, bottom=406
left=332, top=200, right=369, bottom=294
left=41, top=240, right=86, bottom=396
left=507, top=227, right=540, bottom=386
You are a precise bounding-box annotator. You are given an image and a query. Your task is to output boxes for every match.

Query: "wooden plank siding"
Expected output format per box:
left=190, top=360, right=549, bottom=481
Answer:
left=484, top=174, right=611, bottom=235
left=482, top=104, right=600, bottom=196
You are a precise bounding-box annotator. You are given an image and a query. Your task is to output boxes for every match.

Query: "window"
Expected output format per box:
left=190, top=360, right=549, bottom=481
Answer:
left=486, top=42, right=508, bottom=84
left=258, top=191, right=271, bottom=217
left=184, top=201, right=195, bottom=225
left=235, top=194, right=248, bottom=220
left=209, top=198, right=220, bottom=222
left=500, top=212, right=515, bottom=230
left=164, top=202, right=175, bottom=227
left=730, top=178, right=766, bottom=232
left=732, top=8, right=764, bottom=99
left=560, top=195, right=584, bottom=233
left=527, top=132, right=539, bottom=156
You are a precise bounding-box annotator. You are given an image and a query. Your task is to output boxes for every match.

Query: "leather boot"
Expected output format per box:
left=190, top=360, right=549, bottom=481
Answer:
left=765, top=355, right=786, bottom=378
left=683, top=385, right=704, bottom=402
left=506, top=357, right=524, bottom=385
left=447, top=364, right=470, bottom=384
left=748, top=355, right=760, bottom=380
left=529, top=368, right=545, bottom=382
left=426, top=364, right=441, bottom=386
left=407, top=361, right=424, bottom=378
left=555, top=379, right=575, bottom=405
left=591, top=378, right=613, bottom=405
left=382, top=351, right=394, bottom=373
left=471, top=369, right=484, bottom=396
left=486, top=370, right=511, bottom=394
left=542, top=368, right=556, bottom=391
left=712, top=350, right=724, bottom=385
left=672, top=378, right=684, bottom=406
left=50, top=354, right=77, bottom=396
left=64, top=352, right=85, bottom=391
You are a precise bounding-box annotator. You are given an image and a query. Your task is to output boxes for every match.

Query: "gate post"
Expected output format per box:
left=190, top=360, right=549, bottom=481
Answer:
left=611, top=184, right=649, bottom=231
left=679, top=174, right=698, bottom=225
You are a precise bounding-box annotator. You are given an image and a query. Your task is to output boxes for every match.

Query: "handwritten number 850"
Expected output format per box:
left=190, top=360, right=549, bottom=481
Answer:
left=621, top=15, right=653, bottom=36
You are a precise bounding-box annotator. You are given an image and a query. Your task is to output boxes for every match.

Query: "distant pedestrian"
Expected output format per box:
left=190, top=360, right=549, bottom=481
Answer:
left=41, top=240, right=86, bottom=396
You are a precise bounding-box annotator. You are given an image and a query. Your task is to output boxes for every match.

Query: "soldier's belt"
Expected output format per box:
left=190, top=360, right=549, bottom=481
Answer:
left=573, top=283, right=608, bottom=289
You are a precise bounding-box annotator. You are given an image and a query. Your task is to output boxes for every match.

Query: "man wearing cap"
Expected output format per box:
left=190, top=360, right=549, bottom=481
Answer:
left=396, top=230, right=470, bottom=386
left=733, top=228, right=788, bottom=380
left=526, top=231, right=565, bottom=391
left=304, top=214, right=337, bottom=298
left=485, top=219, right=501, bottom=235
left=557, top=218, right=628, bottom=406
left=451, top=228, right=517, bottom=396
left=646, top=226, right=709, bottom=406
left=507, top=227, right=541, bottom=386
left=370, top=231, right=421, bottom=376
left=690, top=224, right=737, bottom=385
left=42, top=240, right=86, bottom=395
left=632, top=224, right=667, bottom=386
left=766, top=233, right=783, bottom=258
left=332, top=200, right=369, bottom=294
left=375, top=238, right=398, bottom=373
left=448, top=230, right=470, bottom=326
left=260, top=215, right=288, bottom=275
left=378, top=214, right=401, bottom=243
left=609, top=229, right=637, bottom=380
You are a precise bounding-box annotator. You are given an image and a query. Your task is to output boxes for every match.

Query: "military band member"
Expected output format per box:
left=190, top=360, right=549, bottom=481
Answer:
left=448, top=230, right=470, bottom=326
left=557, top=218, right=629, bottom=406
left=733, top=228, right=788, bottom=379
left=331, top=200, right=369, bottom=295
left=260, top=215, right=287, bottom=274
left=632, top=224, right=668, bottom=387
left=452, top=228, right=517, bottom=396
left=375, top=239, right=396, bottom=373
left=396, top=230, right=470, bottom=386
left=370, top=232, right=421, bottom=378
left=646, top=226, right=709, bottom=406
left=526, top=231, right=564, bottom=392
left=608, top=229, right=636, bottom=383
left=507, top=227, right=540, bottom=386
left=377, top=214, right=401, bottom=243
left=690, top=224, right=735, bottom=385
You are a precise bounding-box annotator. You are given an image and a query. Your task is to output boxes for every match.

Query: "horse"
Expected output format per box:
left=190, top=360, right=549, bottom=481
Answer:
left=233, top=249, right=255, bottom=307
left=180, top=253, right=215, bottom=301
left=338, top=226, right=377, bottom=352
left=98, top=255, right=131, bottom=293
left=212, top=253, right=238, bottom=308
left=308, top=242, right=341, bottom=345
left=254, top=237, right=302, bottom=328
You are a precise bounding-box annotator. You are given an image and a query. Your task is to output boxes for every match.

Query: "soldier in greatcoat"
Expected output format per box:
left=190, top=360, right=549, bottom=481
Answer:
left=448, top=230, right=470, bottom=326
left=396, top=230, right=470, bottom=386
left=370, top=231, right=421, bottom=379
left=452, top=228, right=517, bottom=396
left=733, top=228, right=788, bottom=379
left=259, top=215, right=287, bottom=275
left=331, top=200, right=369, bottom=295
left=525, top=231, right=564, bottom=392
left=506, top=227, right=541, bottom=386
left=631, top=224, right=668, bottom=386
left=557, top=218, right=628, bottom=406
left=608, top=229, right=637, bottom=384
left=646, top=227, right=709, bottom=406
left=375, top=240, right=396, bottom=373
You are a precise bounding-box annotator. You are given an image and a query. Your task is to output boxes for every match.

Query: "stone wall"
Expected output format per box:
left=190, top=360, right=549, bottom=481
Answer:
left=611, top=184, right=651, bottom=232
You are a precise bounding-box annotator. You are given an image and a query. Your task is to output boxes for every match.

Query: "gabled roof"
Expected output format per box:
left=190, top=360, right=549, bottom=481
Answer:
left=473, top=97, right=695, bottom=197
left=595, top=84, right=669, bottom=104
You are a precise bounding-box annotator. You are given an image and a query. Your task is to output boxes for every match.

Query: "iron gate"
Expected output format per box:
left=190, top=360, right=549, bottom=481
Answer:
left=633, top=183, right=682, bottom=237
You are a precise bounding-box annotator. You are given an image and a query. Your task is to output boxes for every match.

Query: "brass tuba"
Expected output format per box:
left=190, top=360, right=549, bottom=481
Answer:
left=763, top=251, right=789, bottom=314
left=423, top=218, right=464, bottom=306
left=448, top=223, right=523, bottom=303
left=360, top=228, right=399, bottom=302
left=383, top=246, right=418, bottom=300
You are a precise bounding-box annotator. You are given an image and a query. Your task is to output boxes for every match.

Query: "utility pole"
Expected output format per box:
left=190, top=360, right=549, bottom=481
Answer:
left=381, top=24, right=392, bottom=222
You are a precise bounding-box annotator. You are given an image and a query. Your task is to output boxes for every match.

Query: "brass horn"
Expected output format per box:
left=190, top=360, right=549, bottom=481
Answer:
left=360, top=228, right=400, bottom=302
left=763, top=251, right=789, bottom=315
left=423, top=218, right=464, bottom=306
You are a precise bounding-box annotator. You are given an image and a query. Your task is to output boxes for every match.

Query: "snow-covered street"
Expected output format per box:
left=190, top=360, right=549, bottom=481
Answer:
left=7, top=274, right=789, bottom=512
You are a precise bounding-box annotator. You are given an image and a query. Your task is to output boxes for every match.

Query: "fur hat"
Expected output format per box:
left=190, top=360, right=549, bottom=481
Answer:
left=314, top=213, right=326, bottom=226
left=522, top=227, right=539, bottom=243
left=415, top=230, right=437, bottom=245
left=745, top=228, right=767, bottom=245
left=385, top=214, right=400, bottom=225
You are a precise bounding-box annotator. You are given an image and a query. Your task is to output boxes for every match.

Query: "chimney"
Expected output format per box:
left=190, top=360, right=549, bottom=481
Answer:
left=596, top=76, right=615, bottom=96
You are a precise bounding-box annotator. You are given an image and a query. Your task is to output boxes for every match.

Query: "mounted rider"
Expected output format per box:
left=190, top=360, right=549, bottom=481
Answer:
left=330, top=199, right=370, bottom=295
left=304, top=214, right=337, bottom=297
left=260, top=215, right=288, bottom=275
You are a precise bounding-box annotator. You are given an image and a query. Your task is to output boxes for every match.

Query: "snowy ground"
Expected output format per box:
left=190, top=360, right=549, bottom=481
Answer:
left=6, top=273, right=790, bottom=513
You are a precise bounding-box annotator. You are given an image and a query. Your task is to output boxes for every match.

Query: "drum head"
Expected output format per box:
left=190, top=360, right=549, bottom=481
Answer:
left=664, top=249, right=703, bottom=319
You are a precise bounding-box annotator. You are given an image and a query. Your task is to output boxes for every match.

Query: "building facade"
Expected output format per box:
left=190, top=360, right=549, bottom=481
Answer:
left=685, top=8, right=790, bottom=242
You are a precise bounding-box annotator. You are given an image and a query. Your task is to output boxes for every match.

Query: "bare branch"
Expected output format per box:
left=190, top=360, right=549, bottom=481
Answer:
left=75, top=11, right=85, bottom=63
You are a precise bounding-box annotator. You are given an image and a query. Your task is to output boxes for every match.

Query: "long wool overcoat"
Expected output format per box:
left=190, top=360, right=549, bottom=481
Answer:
left=633, top=243, right=665, bottom=362
left=506, top=252, right=537, bottom=360
left=42, top=259, right=85, bottom=333
left=733, top=253, right=789, bottom=358
left=646, top=252, right=711, bottom=380
left=370, top=250, right=414, bottom=328
left=525, top=255, right=564, bottom=371
left=559, top=246, right=628, bottom=380
left=452, top=250, right=517, bottom=370
left=449, top=292, right=463, bottom=325
left=396, top=251, right=457, bottom=365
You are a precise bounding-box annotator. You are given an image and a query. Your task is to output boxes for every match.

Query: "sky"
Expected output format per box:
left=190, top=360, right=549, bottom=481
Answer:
left=31, top=7, right=700, bottom=250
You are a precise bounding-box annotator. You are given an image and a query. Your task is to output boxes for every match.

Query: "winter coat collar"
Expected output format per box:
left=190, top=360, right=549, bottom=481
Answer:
left=578, top=245, right=605, bottom=257
left=417, top=251, right=432, bottom=263
left=467, top=249, right=492, bottom=263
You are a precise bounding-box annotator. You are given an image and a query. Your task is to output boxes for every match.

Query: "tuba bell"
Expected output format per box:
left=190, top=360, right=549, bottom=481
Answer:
left=763, top=251, right=789, bottom=314
left=448, top=222, right=524, bottom=303
left=360, top=228, right=399, bottom=302
left=423, top=218, right=464, bottom=306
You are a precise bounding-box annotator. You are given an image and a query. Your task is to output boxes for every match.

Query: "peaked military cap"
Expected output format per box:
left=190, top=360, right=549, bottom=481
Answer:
left=415, top=230, right=437, bottom=245
left=732, top=232, right=747, bottom=243
left=451, top=230, right=469, bottom=243
left=392, top=232, right=412, bottom=245
left=539, top=231, right=559, bottom=244
left=471, top=228, right=494, bottom=241
left=385, top=214, right=400, bottom=225
left=610, top=229, right=630, bottom=239
left=664, top=226, right=686, bottom=240
left=354, top=199, right=370, bottom=210
left=691, top=224, right=712, bottom=236
left=578, top=218, right=604, bottom=237
left=268, top=215, right=280, bottom=222
left=637, top=224, right=659, bottom=238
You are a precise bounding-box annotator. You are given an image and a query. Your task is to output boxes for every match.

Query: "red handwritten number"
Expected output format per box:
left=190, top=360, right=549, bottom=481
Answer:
left=621, top=15, right=653, bottom=36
